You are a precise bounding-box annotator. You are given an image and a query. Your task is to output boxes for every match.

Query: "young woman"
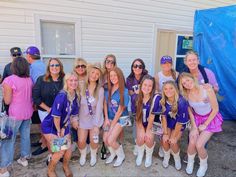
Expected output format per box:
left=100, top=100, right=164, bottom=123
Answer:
left=183, top=50, right=219, bottom=93
left=155, top=55, right=178, bottom=93
left=179, top=72, right=223, bottom=177
left=41, top=72, right=80, bottom=177
left=126, top=58, right=149, bottom=156
left=135, top=75, right=161, bottom=167
left=78, top=63, right=104, bottom=167
left=160, top=81, right=189, bottom=170
left=154, top=55, right=178, bottom=158
left=103, top=67, right=129, bottom=167
left=0, top=57, right=33, bottom=177
left=102, top=54, right=117, bottom=89
left=32, top=58, right=65, bottom=157
left=126, top=58, right=149, bottom=113
left=72, top=57, right=88, bottom=151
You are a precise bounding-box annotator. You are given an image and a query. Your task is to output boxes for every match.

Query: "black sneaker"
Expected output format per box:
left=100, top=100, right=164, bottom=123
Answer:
left=32, top=147, right=48, bottom=156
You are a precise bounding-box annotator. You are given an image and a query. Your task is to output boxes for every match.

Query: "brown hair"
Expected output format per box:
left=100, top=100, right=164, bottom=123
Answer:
left=44, top=58, right=65, bottom=82
left=11, top=57, right=30, bottom=77
left=107, top=67, right=125, bottom=106
left=160, top=81, right=179, bottom=118
left=184, top=50, right=199, bottom=64
left=136, top=75, right=156, bottom=123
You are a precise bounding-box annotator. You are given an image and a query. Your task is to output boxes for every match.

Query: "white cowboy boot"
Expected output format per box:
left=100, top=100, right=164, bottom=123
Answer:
left=172, top=150, right=182, bottom=170
left=197, top=156, right=208, bottom=177
left=162, top=149, right=171, bottom=168
left=186, top=153, right=196, bottom=174
left=113, top=145, right=125, bottom=167
left=90, top=146, right=98, bottom=167
left=105, top=146, right=116, bottom=164
left=136, top=144, right=145, bottom=166
left=79, top=147, right=87, bottom=166
left=145, top=142, right=155, bottom=168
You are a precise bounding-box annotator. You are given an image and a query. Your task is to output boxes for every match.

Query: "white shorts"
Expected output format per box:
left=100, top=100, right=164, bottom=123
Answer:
left=38, top=110, right=49, bottom=122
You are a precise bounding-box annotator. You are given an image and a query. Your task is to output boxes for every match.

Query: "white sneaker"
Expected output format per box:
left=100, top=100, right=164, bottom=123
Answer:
left=17, top=158, right=28, bottom=167
left=0, top=171, right=10, bottom=177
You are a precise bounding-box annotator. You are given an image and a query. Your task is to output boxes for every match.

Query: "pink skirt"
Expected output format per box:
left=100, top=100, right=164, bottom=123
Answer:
left=194, top=111, right=223, bottom=133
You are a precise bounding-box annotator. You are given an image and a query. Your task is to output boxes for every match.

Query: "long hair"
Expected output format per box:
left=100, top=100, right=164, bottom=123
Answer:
left=160, top=81, right=179, bottom=118
left=82, top=65, right=102, bottom=99
left=63, top=72, right=80, bottom=103
left=127, top=58, right=148, bottom=82
left=11, top=57, right=30, bottom=78
left=107, top=67, right=125, bottom=106
left=136, top=75, right=156, bottom=123
left=44, top=58, right=65, bottom=82
left=178, top=72, right=199, bottom=99
left=102, top=54, right=117, bottom=74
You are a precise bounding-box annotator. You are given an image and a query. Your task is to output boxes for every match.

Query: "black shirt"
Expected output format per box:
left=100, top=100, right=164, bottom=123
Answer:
left=2, top=62, right=12, bottom=82
left=32, top=75, right=63, bottom=111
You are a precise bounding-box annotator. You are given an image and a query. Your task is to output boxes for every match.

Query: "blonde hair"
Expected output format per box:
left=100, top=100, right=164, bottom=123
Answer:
left=160, top=81, right=179, bottom=118
left=63, top=72, right=80, bottom=103
left=178, top=72, right=199, bottom=99
left=73, top=58, right=87, bottom=77
left=81, top=64, right=102, bottom=99
left=184, top=50, right=199, bottom=64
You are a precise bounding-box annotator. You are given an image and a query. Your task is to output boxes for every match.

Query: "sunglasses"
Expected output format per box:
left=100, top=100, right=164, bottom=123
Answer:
left=105, top=60, right=115, bottom=65
left=133, top=64, right=143, bottom=69
left=50, top=64, right=60, bottom=67
left=76, top=64, right=86, bottom=69
left=12, top=54, right=21, bottom=57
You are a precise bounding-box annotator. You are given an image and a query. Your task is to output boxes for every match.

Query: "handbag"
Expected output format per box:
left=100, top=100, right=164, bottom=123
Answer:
left=0, top=112, right=15, bottom=140
left=51, top=136, right=70, bottom=153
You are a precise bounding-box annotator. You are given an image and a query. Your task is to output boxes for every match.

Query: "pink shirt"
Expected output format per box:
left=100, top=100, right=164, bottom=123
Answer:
left=3, top=75, right=33, bottom=120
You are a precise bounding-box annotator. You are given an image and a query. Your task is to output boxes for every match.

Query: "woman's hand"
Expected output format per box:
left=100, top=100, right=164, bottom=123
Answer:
left=71, top=120, right=79, bottom=130
left=60, top=128, right=65, bottom=137
left=169, top=136, right=177, bottom=145
left=103, top=119, right=110, bottom=129
left=162, top=134, right=169, bottom=143
left=198, top=124, right=207, bottom=132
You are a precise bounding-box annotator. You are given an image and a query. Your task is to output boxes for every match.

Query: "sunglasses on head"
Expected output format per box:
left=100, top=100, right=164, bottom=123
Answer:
left=133, top=64, right=143, bottom=69
left=76, top=64, right=86, bottom=69
left=12, top=54, right=21, bottom=57
left=105, top=60, right=115, bottom=64
left=50, top=64, right=60, bottom=67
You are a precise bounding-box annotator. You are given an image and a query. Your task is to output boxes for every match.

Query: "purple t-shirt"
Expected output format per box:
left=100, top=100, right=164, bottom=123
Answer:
left=41, top=91, right=79, bottom=135
left=126, top=77, right=141, bottom=113
left=163, top=96, right=189, bottom=131
left=198, top=68, right=218, bottom=88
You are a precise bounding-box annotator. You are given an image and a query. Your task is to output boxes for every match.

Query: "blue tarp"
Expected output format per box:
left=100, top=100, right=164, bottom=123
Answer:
left=193, top=5, right=236, bottom=120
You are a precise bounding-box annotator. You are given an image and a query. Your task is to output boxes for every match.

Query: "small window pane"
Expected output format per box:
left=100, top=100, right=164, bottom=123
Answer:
left=41, top=21, right=75, bottom=55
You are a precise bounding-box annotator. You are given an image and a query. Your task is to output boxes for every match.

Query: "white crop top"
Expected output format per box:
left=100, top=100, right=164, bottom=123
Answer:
left=189, top=89, right=212, bottom=115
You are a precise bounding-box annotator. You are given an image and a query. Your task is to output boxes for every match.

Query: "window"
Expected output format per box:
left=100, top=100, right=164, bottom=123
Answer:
left=175, top=34, right=193, bottom=72
left=35, top=14, right=81, bottom=58
left=41, top=22, right=75, bottom=55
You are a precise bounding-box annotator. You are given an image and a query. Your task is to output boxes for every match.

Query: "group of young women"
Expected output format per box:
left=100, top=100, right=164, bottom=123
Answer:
left=0, top=50, right=223, bottom=177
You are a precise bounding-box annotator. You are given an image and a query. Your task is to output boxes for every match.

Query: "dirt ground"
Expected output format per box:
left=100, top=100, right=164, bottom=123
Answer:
left=3, top=120, right=236, bottom=177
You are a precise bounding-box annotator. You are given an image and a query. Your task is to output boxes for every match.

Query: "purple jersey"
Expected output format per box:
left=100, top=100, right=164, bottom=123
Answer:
left=41, top=91, right=79, bottom=135
left=163, top=96, right=189, bottom=130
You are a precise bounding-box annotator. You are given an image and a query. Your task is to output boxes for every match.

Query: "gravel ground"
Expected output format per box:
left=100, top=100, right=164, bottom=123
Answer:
left=3, top=120, right=235, bottom=177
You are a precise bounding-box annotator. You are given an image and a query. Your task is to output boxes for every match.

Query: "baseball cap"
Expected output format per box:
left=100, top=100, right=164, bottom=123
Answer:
left=160, top=55, right=172, bottom=64
left=10, top=47, right=22, bottom=56
left=25, top=46, right=40, bottom=56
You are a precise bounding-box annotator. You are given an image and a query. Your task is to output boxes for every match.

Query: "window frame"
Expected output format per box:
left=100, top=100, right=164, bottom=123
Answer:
left=35, top=14, right=82, bottom=58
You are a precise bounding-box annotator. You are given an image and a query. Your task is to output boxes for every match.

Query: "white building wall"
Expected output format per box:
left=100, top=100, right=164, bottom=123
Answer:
left=0, top=0, right=235, bottom=75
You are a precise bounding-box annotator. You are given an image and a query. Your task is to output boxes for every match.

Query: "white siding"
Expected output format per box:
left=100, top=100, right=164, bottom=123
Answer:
left=0, top=0, right=235, bottom=75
